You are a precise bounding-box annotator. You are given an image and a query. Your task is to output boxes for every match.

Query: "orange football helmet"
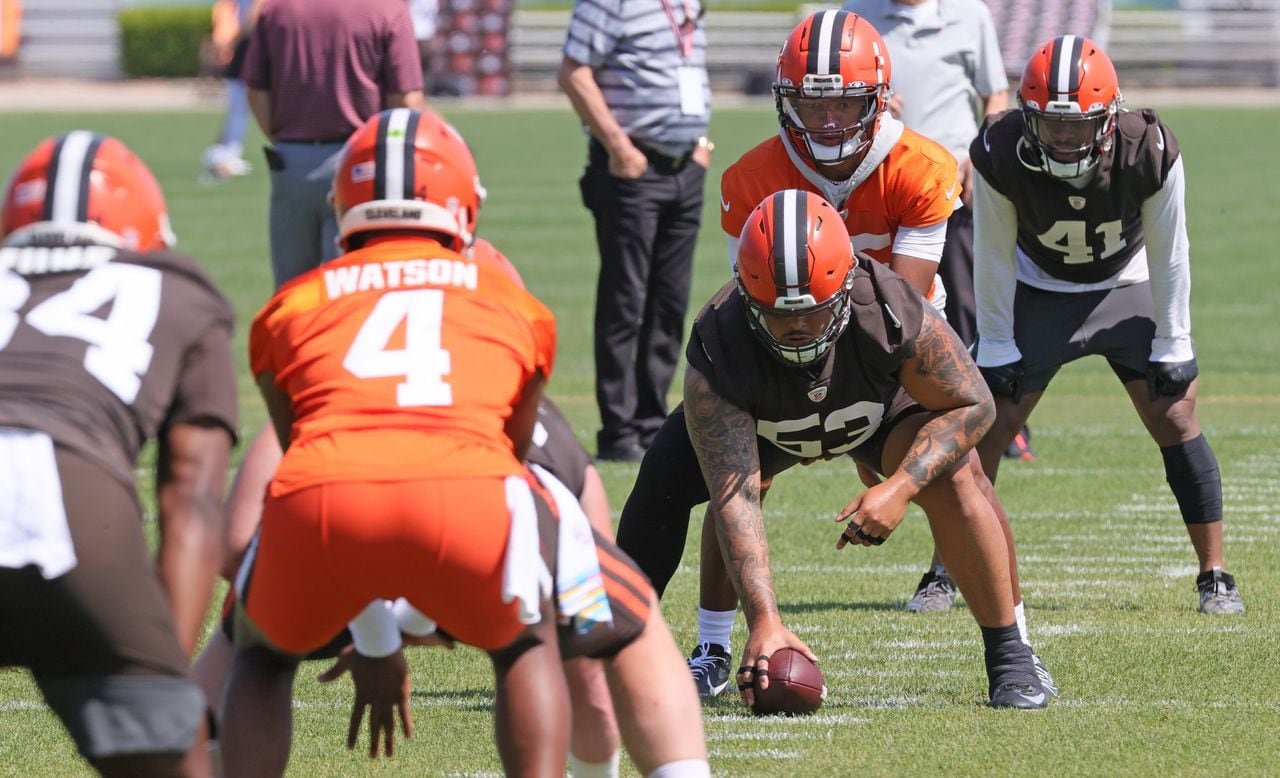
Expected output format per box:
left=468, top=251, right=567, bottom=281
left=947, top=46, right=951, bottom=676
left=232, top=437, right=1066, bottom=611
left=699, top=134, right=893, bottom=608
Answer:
left=773, top=10, right=891, bottom=168
left=735, top=190, right=857, bottom=366
left=2, top=131, right=175, bottom=251
left=333, top=108, right=486, bottom=251
left=1017, top=35, right=1123, bottom=179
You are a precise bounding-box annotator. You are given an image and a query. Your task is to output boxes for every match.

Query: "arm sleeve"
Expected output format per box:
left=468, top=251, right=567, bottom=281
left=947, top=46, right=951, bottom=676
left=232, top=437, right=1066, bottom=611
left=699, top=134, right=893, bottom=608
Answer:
left=562, top=0, right=619, bottom=69
left=382, top=2, right=427, bottom=93
left=974, top=7, right=1008, bottom=99
left=972, top=171, right=1023, bottom=366
left=1141, top=155, right=1195, bottom=363
left=891, top=220, right=947, bottom=263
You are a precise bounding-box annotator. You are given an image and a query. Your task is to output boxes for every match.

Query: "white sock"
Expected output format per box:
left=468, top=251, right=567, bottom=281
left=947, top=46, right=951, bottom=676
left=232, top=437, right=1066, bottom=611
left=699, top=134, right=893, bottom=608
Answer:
left=648, top=759, right=712, bottom=778
left=570, top=750, right=620, bottom=778
left=697, top=608, right=736, bottom=649
left=1014, top=601, right=1030, bottom=646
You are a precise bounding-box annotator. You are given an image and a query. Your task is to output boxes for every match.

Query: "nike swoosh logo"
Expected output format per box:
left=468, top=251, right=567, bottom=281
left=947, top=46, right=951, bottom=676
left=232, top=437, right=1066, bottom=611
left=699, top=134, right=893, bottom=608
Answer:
left=1156, top=129, right=1165, bottom=151
left=983, top=128, right=991, bottom=152
left=721, top=197, right=731, bottom=212
left=945, top=183, right=957, bottom=200
left=1024, top=691, right=1047, bottom=705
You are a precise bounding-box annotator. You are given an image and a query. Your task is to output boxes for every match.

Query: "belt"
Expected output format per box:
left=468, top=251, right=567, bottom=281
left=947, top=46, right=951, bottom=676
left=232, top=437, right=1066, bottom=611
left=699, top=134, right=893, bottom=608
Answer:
left=277, top=136, right=350, bottom=145
left=589, top=137, right=694, bottom=174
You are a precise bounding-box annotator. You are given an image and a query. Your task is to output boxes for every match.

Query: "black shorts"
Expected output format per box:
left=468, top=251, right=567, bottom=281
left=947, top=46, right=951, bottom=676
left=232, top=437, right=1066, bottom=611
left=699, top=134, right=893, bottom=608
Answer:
left=1012, top=280, right=1156, bottom=393
left=0, top=446, right=203, bottom=759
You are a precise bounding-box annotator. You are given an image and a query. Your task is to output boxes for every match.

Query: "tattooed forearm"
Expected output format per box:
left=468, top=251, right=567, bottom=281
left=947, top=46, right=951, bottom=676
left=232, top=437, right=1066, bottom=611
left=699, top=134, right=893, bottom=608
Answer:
left=897, top=308, right=996, bottom=489
left=684, top=366, right=779, bottom=624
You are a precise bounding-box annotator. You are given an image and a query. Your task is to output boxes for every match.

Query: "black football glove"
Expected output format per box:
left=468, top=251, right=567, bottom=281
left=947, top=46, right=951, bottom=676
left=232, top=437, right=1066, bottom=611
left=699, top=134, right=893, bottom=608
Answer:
left=980, top=361, right=1026, bottom=404
left=1146, top=358, right=1198, bottom=401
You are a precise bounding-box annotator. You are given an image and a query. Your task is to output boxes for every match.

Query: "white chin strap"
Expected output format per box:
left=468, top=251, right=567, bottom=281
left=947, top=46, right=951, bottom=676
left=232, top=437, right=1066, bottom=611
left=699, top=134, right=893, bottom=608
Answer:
left=1044, top=153, right=1098, bottom=179
left=809, top=134, right=864, bottom=165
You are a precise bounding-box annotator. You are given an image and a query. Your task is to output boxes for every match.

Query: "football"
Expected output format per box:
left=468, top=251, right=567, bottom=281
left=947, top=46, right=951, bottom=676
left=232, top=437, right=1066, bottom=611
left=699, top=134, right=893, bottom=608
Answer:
left=751, top=647, right=826, bottom=716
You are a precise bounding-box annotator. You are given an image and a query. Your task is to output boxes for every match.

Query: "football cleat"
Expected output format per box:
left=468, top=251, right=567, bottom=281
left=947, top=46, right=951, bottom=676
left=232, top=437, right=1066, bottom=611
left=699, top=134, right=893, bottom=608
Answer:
left=687, top=642, right=732, bottom=698
left=1196, top=568, right=1244, bottom=614
left=1032, top=654, right=1060, bottom=698
left=1003, top=425, right=1035, bottom=461
left=906, top=566, right=957, bottom=612
left=990, top=681, right=1049, bottom=709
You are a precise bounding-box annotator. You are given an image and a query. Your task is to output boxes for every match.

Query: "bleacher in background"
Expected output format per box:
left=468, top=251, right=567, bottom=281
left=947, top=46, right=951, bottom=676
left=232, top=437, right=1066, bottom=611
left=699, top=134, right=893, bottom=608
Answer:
left=2, top=0, right=1277, bottom=90
left=8, top=0, right=120, bottom=79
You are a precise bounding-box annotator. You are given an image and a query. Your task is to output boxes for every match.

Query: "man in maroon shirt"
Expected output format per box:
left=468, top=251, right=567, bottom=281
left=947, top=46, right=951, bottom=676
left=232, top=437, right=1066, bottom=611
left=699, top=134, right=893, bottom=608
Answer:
left=242, top=0, right=426, bottom=287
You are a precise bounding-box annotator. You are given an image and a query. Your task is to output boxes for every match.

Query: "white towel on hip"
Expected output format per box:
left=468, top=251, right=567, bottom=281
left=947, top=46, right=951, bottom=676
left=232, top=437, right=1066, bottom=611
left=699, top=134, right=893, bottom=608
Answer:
left=501, top=475, right=552, bottom=625
left=0, top=428, right=78, bottom=579
left=529, top=463, right=613, bottom=633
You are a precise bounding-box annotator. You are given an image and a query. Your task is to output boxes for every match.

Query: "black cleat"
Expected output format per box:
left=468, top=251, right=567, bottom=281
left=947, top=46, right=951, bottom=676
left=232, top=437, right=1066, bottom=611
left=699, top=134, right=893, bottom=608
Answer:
left=990, top=682, right=1049, bottom=709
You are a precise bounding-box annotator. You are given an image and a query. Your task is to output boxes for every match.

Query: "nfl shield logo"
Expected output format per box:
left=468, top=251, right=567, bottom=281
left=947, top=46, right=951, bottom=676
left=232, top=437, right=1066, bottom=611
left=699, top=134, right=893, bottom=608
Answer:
left=1068, top=196, right=1087, bottom=210
left=808, top=386, right=828, bottom=403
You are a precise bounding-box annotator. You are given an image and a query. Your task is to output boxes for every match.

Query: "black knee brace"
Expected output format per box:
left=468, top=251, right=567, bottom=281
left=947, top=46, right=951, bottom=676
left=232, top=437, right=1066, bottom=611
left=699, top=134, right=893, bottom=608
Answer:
left=1160, top=434, right=1222, bottom=524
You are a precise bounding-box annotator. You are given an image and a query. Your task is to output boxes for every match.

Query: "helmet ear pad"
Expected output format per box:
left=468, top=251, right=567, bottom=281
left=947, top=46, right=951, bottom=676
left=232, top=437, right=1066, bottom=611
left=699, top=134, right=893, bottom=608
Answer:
left=3, top=132, right=174, bottom=251
left=333, top=109, right=486, bottom=252
left=734, top=189, right=857, bottom=366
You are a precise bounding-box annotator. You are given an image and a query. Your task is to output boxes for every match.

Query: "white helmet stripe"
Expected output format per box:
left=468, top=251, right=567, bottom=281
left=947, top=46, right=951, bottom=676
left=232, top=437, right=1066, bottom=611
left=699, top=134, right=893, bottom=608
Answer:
left=814, top=10, right=839, bottom=75
left=49, top=131, right=95, bottom=223
left=381, top=108, right=412, bottom=201
left=781, top=189, right=799, bottom=290
left=1052, top=35, right=1081, bottom=102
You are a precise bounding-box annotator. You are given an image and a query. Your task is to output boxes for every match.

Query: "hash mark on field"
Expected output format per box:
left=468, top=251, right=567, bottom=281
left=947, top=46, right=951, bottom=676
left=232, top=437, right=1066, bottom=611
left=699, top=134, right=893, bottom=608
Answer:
left=712, top=748, right=807, bottom=759
left=704, top=711, right=868, bottom=726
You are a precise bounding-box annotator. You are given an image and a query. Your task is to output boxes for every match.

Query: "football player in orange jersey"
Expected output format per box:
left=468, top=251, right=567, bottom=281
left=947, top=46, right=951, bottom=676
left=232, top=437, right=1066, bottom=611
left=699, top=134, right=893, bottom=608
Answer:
left=615, top=9, right=1054, bottom=702
left=195, top=238, right=625, bottom=774
left=219, top=109, right=707, bottom=777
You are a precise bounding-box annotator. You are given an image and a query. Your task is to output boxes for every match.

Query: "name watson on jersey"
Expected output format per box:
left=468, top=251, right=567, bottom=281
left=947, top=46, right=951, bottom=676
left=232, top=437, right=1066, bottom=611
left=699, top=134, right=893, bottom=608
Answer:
left=323, top=258, right=479, bottom=299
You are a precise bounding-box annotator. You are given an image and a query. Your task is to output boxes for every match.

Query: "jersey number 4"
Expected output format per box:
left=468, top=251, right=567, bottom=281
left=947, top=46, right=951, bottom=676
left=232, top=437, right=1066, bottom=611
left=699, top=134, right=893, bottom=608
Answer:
left=1, top=265, right=161, bottom=404
left=343, top=289, right=453, bottom=407
left=1038, top=219, right=1126, bottom=264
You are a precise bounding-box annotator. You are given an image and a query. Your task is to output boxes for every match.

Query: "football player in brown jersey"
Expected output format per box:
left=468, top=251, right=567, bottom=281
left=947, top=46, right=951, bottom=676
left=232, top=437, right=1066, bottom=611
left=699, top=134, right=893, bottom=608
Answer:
left=652, top=189, right=1050, bottom=709
left=966, top=35, right=1243, bottom=615
left=0, top=132, right=238, bottom=775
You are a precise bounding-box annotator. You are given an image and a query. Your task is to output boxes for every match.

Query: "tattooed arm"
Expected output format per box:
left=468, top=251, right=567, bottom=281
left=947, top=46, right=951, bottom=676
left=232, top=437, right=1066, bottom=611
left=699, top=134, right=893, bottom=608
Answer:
left=685, top=364, right=817, bottom=704
left=684, top=364, right=776, bottom=628
left=894, top=303, right=996, bottom=490
left=834, top=305, right=995, bottom=548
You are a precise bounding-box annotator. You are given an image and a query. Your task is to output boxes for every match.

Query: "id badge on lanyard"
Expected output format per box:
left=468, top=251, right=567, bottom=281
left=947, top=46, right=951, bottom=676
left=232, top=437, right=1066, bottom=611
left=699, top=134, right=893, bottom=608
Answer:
left=661, top=0, right=705, bottom=117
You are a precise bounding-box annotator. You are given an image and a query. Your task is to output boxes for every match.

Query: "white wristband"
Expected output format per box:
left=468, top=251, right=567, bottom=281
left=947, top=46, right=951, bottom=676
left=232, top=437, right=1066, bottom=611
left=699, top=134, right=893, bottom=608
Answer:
left=348, top=600, right=403, bottom=658
left=392, top=597, right=437, bottom=637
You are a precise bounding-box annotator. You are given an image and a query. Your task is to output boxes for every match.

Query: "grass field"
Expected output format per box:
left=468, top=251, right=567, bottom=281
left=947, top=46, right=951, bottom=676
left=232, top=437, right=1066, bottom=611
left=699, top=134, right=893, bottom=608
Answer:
left=1, top=102, right=1278, bottom=776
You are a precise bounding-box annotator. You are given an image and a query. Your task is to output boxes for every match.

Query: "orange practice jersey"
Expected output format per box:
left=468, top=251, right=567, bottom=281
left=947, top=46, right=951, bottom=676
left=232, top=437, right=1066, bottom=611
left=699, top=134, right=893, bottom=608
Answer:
left=720, top=130, right=957, bottom=266
left=250, top=238, right=556, bottom=493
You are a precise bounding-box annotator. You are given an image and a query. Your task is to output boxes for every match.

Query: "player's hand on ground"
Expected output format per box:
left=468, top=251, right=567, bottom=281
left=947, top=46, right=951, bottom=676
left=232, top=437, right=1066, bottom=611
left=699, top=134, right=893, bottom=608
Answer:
left=835, top=478, right=911, bottom=549
left=737, top=623, right=817, bottom=709
left=340, top=647, right=414, bottom=758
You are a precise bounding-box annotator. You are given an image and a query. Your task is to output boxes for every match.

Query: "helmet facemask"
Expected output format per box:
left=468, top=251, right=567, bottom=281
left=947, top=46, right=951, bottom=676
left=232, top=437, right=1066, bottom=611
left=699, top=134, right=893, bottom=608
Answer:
left=775, top=76, right=884, bottom=167
left=1018, top=96, right=1120, bottom=179
left=737, top=263, right=856, bottom=366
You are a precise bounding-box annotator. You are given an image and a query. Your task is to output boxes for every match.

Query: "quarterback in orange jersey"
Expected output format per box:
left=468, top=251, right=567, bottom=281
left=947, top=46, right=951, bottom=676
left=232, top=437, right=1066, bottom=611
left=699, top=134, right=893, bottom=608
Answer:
left=220, top=109, right=707, bottom=778
left=720, top=9, right=957, bottom=304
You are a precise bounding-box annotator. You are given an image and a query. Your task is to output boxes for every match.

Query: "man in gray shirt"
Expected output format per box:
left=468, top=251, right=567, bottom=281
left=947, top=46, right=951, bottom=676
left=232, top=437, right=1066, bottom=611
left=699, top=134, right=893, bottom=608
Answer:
left=558, top=0, right=713, bottom=462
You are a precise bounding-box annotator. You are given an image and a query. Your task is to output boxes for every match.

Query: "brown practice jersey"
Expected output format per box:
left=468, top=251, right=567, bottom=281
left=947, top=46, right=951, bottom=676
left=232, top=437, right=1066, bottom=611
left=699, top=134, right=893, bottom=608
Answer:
left=0, top=245, right=239, bottom=489
left=686, top=259, right=925, bottom=460
left=527, top=397, right=591, bottom=498
left=970, top=108, right=1181, bottom=284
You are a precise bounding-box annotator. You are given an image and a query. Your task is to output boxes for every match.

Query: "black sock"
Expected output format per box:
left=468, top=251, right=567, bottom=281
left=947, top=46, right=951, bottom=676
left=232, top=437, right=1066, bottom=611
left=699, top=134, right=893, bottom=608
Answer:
left=981, top=623, right=1037, bottom=696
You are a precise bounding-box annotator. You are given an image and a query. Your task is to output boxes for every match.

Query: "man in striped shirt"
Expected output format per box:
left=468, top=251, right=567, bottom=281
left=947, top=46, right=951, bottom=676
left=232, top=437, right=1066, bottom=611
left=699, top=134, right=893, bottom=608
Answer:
left=558, top=0, right=713, bottom=463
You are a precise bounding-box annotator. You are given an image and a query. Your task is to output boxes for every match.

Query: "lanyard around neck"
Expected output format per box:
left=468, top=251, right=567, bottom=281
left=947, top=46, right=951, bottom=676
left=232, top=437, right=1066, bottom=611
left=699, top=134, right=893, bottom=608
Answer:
left=659, top=0, right=697, bottom=60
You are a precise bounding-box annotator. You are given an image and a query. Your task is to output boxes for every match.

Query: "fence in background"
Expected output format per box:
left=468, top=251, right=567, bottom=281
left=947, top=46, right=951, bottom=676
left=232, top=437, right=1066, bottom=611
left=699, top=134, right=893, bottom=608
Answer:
left=3, top=2, right=1278, bottom=89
